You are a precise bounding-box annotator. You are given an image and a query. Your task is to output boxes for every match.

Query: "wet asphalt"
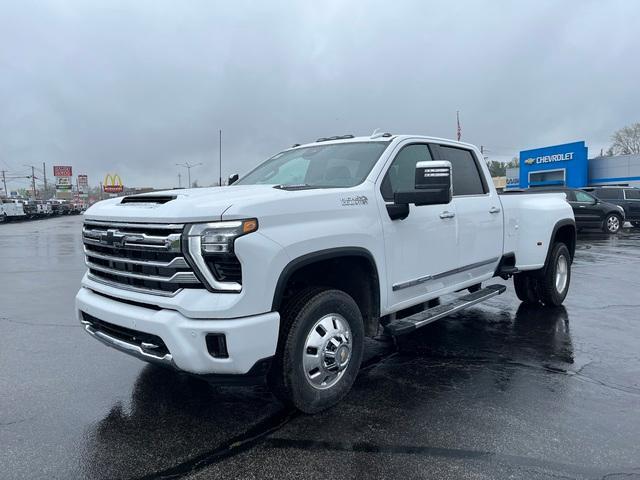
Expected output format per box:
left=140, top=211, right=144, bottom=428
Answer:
left=1, top=215, right=639, bottom=480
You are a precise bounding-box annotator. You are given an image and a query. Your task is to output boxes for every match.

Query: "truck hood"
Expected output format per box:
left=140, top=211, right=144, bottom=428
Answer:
left=84, top=184, right=369, bottom=224
left=84, top=185, right=295, bottom=224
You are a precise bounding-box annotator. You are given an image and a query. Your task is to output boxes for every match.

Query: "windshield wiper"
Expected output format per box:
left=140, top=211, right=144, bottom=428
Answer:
left=273, top=184, right=339, bottom=191
left=273, top=184, right=316, bottom=190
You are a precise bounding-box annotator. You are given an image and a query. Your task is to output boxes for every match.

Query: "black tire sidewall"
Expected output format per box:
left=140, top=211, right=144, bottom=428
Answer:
left=514, top=273, right=539, bottom=304
left=540, top=243, right=571, bottom=306
left=280, top=290, right=364, bottom=413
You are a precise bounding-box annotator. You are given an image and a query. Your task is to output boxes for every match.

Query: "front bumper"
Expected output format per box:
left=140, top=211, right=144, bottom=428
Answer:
left=76, top=287, right=280, bottom=375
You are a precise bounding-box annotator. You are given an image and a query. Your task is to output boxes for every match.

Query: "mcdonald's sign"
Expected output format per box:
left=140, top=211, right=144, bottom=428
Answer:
left=103, top=173, right=124, bottom=193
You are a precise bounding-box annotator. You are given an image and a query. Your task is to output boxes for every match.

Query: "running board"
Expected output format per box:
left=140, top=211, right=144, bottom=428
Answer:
left=384, top=284, right=506, bottom=336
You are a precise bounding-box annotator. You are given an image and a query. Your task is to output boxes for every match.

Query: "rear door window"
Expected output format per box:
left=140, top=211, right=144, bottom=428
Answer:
left=624, top=189, right=640, bottom=199
left=596, top=189, right=623, bottom=200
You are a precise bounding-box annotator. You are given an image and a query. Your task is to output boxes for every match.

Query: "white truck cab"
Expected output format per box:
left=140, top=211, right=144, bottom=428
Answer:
left=76, top=133, right=575, bottom=412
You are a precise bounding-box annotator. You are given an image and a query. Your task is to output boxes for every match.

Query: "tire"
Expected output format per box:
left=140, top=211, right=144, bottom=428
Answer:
left=603, top=213, right=622, bottom=234
left=632, top=221, right=640, bottom=229
left=268, top=288, right=364, bottom=414
left=538, top=243, right=571, bottom=307
left=513, top=273, right=540, bottom=304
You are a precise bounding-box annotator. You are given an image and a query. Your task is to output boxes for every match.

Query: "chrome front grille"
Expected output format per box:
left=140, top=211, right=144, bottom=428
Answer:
left=83, top=220, right=201, bottom=296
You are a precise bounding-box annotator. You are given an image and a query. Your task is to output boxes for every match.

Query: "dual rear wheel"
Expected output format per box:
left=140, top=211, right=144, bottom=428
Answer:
left=514, top=242, right=571, bottom=307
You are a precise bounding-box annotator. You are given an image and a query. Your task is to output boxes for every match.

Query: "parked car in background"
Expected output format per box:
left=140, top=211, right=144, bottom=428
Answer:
left=526, top=187, right=625, bottom=234
left=583, top=186, right=640, bottom=228
left=36, top=201, right=53, bottom=216
left=48, top=199, right=72, bottom=215
left=1, top=198, right=27, bottom=221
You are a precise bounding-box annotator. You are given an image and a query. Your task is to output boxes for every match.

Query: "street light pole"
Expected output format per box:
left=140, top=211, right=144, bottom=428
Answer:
left=176, top=162, right=203, bottom=188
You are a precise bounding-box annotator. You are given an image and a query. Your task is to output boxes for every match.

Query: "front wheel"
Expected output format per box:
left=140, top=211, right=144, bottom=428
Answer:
left=632, top=221, right=640, bottom=229
left=603, top=213, right=622, bottom=234
left=269, top=288, right=364, bottom=414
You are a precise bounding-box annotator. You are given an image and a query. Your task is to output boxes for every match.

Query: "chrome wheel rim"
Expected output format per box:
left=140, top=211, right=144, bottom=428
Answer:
left=607, top=215, right=620, bottom=232
left=303, top=313, right=352, bottom=390
left=555, top=254, right=568, bottom=294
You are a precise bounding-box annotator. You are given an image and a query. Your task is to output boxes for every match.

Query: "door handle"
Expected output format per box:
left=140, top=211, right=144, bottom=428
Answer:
left=439, top=211, right=455, bottom=219
left=489, top=206, right=501, bottom=214
left=578, top=205, right=586, bottom=208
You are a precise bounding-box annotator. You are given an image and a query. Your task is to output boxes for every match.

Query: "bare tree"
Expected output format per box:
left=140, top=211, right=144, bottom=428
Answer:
left=610, top=122, right=640, bottom=155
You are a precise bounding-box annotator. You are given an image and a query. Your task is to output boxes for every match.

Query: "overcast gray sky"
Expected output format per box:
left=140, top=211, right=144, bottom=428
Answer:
left=1, top=0, right=639, bottom=190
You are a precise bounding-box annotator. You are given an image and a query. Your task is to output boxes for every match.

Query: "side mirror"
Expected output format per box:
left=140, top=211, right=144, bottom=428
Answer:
left=228, top=173, right=239, bottom=185
left=394, top=160, right=452, bottom=206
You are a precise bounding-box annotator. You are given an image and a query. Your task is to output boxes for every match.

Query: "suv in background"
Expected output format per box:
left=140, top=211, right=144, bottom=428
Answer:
left=528, top=187, right=625, bottom=234
left=583, top=186, right=640, bottom=228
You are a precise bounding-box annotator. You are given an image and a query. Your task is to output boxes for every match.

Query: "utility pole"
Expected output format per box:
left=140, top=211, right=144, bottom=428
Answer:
left=219, top=129, right=222, bottom=186
left=1, top=170, right=7, bottom=197
left=42, top=162, right=48, bottom=198
left=176, top=162, right=202, bottom=188
left=31, top=166, right=37, bottom=199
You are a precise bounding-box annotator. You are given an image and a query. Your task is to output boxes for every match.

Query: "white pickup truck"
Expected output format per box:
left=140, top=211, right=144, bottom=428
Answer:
left=76, top=133, right=575, bottom=412
left=1, top=198, right=27, bottom=221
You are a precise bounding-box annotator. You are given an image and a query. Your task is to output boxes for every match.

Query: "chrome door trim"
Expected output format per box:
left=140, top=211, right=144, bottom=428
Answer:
left=392, top=256, right=500, bottom=291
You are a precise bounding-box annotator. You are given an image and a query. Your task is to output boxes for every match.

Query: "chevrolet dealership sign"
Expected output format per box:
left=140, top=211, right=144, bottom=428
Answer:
left=523, top=152, right=575, bottom=165
left=519, top=141, right=588, bottom=189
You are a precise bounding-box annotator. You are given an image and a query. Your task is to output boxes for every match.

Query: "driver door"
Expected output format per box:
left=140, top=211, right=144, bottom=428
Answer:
left=571, top=190, right=601, bottom=226
left=378, top=142, right=459, bottom=312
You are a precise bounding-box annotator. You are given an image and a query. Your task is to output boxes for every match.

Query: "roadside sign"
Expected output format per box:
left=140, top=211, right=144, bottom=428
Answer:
left=103, top=173, right=124, bottom=193
left=77, top=174, right=89, bottom=194
left=53, top=166, right=72, bottom=177
left=56, top=176, right=72, bottom=191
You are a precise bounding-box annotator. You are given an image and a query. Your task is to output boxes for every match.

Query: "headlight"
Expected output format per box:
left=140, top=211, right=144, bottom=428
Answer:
left=185, top=219, right=258, bottom=292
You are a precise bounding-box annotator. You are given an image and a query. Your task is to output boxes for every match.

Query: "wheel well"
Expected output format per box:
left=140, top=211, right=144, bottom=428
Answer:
left=552, top=223, right=576, bottom=261
left=273, top=251, right=381, bottom=336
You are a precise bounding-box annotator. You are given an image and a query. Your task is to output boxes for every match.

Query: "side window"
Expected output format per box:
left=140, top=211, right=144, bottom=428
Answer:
left=624, top=189, right=640, bottom=200
left=597, top=189, right=622, bottom=200
left=380, top=144, right=432, bottom=201
left=574, top=191, right=596, bottom=203
left=437, top=145, right=486, bottom=196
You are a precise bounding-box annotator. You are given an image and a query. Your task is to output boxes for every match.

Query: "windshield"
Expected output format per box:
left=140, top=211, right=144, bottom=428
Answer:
left=236, top=141, right=390, bottom=188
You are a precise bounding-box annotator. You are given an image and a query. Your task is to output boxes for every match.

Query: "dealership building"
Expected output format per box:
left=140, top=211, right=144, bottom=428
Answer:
left=505, top=141, right=640, bottom=190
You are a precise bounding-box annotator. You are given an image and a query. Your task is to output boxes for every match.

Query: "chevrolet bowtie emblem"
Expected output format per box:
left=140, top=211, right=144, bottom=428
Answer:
left=99, top=229, right=127, bottom=248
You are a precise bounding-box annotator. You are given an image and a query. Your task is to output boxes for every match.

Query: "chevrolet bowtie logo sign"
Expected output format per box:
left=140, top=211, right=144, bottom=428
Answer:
left=103, top=174, right=124, bottom=193
left=99, top=229, right=127, bottom=248
left=523, top=152, right=574, bottom=166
